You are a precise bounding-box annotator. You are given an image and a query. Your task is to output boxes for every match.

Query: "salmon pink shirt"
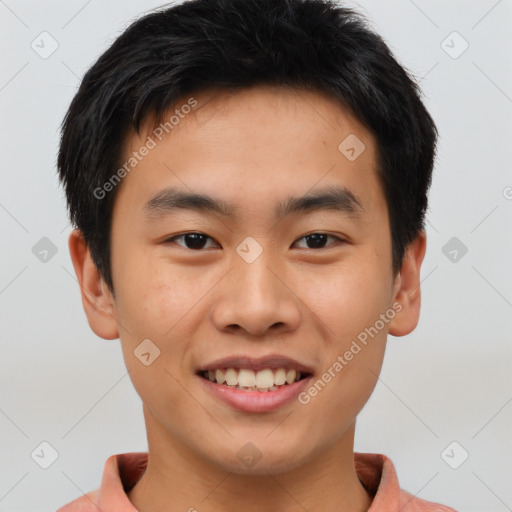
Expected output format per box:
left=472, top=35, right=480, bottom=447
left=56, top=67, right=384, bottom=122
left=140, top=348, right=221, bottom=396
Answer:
left=57, top=452, right=457, bottom=511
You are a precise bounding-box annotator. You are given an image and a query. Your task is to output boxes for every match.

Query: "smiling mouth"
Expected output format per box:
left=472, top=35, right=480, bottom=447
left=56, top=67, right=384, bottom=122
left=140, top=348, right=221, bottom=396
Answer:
left=198, top=367, right=311, bottom=392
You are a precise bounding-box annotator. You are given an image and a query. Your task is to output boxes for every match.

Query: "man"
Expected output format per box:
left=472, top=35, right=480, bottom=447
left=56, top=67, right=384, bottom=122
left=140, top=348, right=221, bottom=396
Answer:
left=56, top=0, right=457, bottom=510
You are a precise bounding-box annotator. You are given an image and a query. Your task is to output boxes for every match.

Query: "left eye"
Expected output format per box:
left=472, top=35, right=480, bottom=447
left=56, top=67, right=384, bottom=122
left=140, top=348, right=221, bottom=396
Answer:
left=166, top=232, right=343, bottom=250
left=293, top=232, right=343, bottom=249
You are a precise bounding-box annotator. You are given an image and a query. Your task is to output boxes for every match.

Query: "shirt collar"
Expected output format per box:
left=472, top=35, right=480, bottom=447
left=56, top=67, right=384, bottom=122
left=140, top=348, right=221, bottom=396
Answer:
left=95, top=451, right=405, bottom=511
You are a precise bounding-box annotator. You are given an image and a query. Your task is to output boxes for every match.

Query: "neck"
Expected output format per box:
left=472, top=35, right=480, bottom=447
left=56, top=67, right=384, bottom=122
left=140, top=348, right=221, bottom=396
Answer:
left=128, top=407, right=372, bottom=512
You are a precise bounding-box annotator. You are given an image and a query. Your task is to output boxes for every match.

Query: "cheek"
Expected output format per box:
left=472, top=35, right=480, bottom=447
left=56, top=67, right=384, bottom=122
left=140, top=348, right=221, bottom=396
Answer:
left=114, top=272, right=194, bottom=412
left=300, top=319, right=388, bottom=433
left=295, top=255, right=393, bottom=342
left=113, top=253, right=192, bottom=338
left=114, top=262, right=209, bottom=383
left=311, top=259, right=392, bottom=417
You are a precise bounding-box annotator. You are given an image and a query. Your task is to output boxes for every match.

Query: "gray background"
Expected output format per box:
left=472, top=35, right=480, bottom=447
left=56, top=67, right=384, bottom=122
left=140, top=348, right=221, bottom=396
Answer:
left=1, top=1, right=511, bottom=511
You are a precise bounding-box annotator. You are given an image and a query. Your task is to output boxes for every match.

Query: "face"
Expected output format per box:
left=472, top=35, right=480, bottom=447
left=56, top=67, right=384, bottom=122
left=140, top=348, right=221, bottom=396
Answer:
left=75, top=85, right=423, bottom=475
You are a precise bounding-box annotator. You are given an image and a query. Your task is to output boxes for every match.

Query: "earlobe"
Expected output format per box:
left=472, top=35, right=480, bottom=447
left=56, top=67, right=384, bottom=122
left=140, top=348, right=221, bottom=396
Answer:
left=68, top=229, right=120, bottom=340
left=388, top=230, right=427, bottom=337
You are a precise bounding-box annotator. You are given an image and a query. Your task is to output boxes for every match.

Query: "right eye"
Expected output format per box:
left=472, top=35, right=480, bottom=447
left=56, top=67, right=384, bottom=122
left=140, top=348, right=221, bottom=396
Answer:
left=164, top=232, right=220, bottom=250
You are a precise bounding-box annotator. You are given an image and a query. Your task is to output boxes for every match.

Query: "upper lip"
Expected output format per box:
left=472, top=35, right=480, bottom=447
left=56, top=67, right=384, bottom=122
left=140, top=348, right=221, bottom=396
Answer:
left=197, top=354, right=314, bottom=374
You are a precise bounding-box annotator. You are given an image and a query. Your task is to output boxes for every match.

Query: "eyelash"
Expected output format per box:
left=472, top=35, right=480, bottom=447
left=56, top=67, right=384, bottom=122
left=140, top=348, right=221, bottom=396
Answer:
left=164, top=231, right=346, bottom=251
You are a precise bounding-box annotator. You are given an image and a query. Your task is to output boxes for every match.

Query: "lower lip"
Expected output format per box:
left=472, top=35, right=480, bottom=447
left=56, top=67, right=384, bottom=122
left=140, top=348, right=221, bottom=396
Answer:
left=197, top=374, right=313, bottom=413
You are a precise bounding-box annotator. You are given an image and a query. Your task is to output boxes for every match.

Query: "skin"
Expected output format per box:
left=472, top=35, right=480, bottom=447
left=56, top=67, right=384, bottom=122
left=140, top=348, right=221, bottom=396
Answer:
left=69, top=85, right=426, bottom=512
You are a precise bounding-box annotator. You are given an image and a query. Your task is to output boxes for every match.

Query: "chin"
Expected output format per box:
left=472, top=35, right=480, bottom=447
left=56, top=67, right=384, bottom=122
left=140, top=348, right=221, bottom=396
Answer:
left=206, top=437, right=313, bottom=476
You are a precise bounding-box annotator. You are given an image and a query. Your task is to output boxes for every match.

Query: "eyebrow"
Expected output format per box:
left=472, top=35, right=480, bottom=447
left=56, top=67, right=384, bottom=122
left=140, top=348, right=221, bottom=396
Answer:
left=142, top=185, right=365, bottom=221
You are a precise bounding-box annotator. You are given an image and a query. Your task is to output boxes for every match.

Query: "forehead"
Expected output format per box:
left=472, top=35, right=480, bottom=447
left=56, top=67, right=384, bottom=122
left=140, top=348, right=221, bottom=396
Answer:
left=143, top=84, right=372, bottom=146
left=115, top=85, right=384, bottom=225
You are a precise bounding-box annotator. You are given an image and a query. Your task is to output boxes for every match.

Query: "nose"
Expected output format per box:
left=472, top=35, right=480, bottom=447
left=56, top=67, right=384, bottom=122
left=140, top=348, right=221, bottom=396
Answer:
left=210, top=247, right=301, bottom=337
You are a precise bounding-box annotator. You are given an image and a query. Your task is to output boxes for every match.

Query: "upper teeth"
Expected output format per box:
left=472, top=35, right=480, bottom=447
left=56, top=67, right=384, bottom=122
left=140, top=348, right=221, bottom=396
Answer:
left=206, top=368, right=301, bottom=388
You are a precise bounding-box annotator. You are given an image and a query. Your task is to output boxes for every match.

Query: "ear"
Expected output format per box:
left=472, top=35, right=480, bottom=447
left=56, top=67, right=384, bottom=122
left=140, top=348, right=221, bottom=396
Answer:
left=68, top=229, right=119, bottom=340
left=388, top=230, right=427, bottom=337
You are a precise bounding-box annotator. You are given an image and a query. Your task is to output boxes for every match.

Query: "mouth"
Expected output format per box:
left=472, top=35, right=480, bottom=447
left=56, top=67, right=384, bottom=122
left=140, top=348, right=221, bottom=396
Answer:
left=197, top=367, right=312, bottom=392
left=195, top=355, right=315, bottom=413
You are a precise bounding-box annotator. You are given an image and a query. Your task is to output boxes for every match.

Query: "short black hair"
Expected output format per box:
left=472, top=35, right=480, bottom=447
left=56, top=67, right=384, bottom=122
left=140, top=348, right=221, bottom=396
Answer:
left=58, top=0, right=438, bottom=292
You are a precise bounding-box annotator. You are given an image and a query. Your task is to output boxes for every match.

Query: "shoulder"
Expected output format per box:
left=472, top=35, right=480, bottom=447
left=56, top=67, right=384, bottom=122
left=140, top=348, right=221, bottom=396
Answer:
left=399, top=488, right=459, bottom=512
left=354, top=452, right=458, bottom=512
left=56, top=452, right=147, bottom=511
left=56, top=489, right=100, bottom=512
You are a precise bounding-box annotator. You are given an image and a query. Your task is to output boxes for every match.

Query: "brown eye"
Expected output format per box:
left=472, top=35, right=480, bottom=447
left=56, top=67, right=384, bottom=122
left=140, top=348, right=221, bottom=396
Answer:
left=167, top=232, right=218, bottom=250
left=293, top=233, right=344, bottom=249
